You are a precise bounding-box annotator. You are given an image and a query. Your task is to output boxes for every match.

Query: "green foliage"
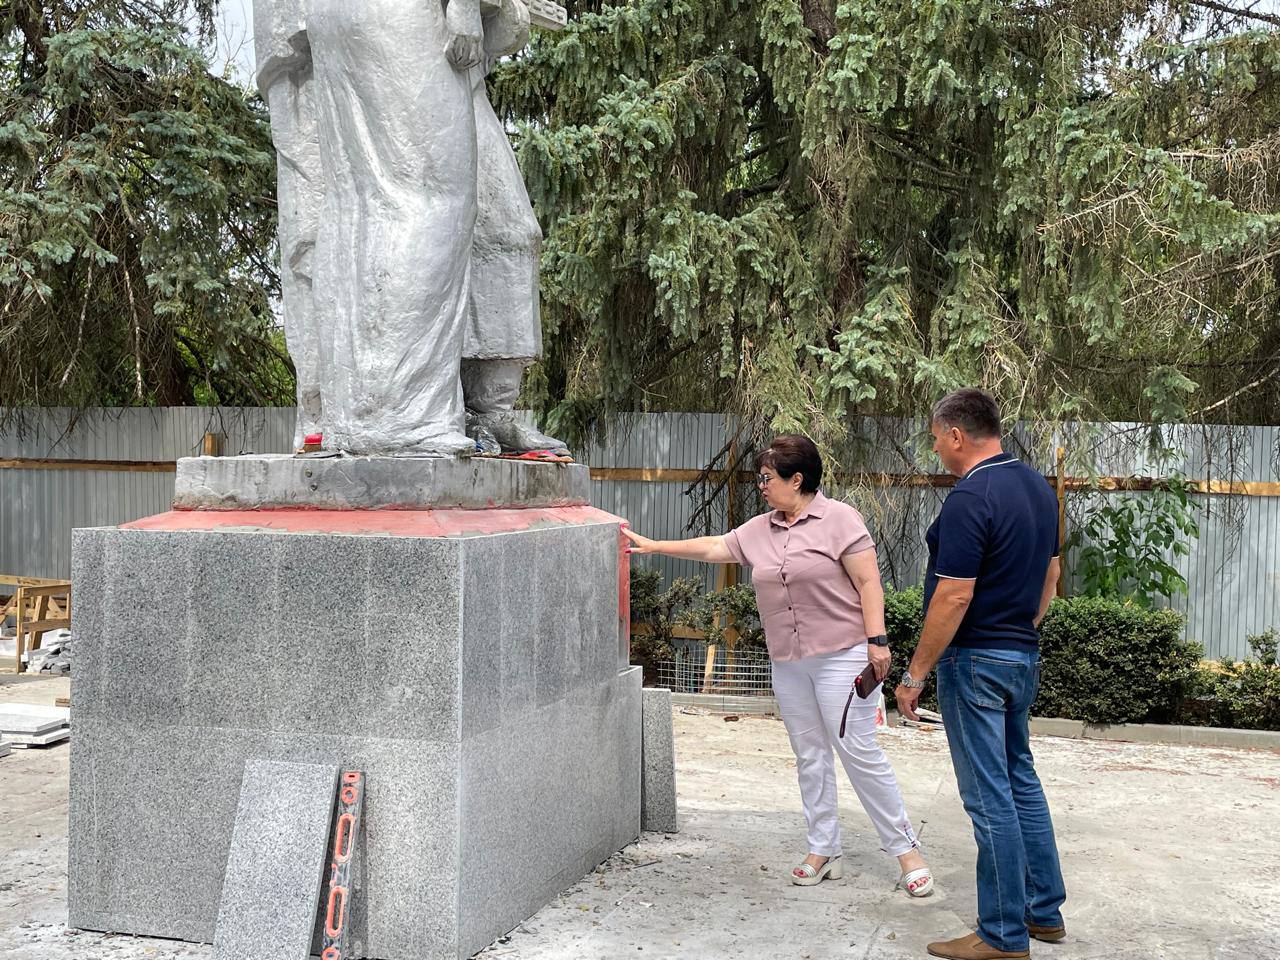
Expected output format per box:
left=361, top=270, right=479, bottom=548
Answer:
left=1072, top=475, right=1201, bottom=607
left=685, top=581, right=766, bottom=654
left=884, top=585, right=937, bottom=709
left=1036, top=595, right=1199, bottom=724
left=493, top=2, right=1280, bottom=450
left=0, top=3, right=289, bottom=413
left=634, top=569, right=1279, bottom=730
left=628, top=566, right=701, bottom=666
left=1188, top=630, right=1280, bottom=731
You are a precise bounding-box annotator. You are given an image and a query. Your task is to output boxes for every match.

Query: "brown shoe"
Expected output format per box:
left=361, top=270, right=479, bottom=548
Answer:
left=1028, top=922, right=1066, bottom=942
left=927, top=932, right=1030, bottom=960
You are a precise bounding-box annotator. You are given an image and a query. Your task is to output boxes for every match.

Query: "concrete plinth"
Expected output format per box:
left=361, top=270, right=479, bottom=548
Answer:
left=173, top=454, right=590, bottom=511
left=68, top=504, right=640, bottom=960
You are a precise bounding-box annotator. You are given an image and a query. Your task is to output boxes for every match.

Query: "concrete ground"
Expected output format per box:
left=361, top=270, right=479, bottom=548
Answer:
left=2, top=673, right=1277, bottom=960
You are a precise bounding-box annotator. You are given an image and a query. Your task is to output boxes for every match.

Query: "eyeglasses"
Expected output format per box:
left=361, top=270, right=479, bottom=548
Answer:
left=756, top=474, right=776, bottom=487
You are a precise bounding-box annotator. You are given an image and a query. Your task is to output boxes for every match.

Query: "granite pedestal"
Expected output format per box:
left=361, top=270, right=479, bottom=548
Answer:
left=68, top=459, right=641, bottom=960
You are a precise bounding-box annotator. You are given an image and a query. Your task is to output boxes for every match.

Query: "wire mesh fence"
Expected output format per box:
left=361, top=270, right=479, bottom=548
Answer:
left=654, top=643, right=774, bottom=696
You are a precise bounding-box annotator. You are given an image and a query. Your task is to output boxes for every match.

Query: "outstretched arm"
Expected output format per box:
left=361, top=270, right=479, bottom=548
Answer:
left=622, top=526, right=735, bottom=563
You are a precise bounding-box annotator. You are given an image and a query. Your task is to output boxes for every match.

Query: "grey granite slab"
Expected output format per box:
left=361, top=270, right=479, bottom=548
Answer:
left=212, top=760, right=338, bottom=960
left=70, top=529, right=107, bottom=715
left=457, top=667, right=642, bottom=957
left=641, top=688, right=679, bottom=833
left=70, top=516, right=635, bottom=960
left=5, top=727, right=70, bottom=747
left=174, top=454, right=590, bottom=510
left=0, top=705, right=69, bottom=735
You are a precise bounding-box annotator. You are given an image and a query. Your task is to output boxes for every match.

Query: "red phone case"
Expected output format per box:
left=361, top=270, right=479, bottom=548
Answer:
left=853, top=661, right=881, bottom=699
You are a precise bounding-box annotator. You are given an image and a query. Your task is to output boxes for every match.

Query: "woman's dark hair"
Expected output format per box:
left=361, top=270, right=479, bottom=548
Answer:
left=755, top=435, right=822, bottom=493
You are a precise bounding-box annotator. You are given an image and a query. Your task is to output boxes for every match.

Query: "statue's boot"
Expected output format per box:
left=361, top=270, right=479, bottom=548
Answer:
left=465, top=411, right=502, bottom=456
left=461, top=358, right=571, bottom=456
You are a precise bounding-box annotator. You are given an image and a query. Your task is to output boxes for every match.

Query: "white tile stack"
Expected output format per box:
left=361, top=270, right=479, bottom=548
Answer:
left=0, top=704, right=71, bottom=751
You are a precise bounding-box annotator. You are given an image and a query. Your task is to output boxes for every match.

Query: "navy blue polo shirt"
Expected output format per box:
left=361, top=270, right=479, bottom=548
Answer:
left=923, top=453, right=1059, bottom=649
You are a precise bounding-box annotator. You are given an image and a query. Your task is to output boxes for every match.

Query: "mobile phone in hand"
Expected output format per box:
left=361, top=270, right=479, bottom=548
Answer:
left=853, top=661, right=881, bottom=699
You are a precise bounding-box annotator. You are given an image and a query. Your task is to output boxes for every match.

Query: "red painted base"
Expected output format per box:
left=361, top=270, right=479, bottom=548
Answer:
left=123, top=505, right=620, bottom=538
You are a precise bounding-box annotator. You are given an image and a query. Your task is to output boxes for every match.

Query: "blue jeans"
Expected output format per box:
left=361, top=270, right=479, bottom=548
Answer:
left=936, top=647, right=1067, bottom=953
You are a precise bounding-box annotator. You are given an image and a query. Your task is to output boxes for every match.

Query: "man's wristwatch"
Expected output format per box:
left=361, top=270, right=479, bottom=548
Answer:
left=866, top=634, right=889, bottom=647
left=900, top=671, right=927, bottom=689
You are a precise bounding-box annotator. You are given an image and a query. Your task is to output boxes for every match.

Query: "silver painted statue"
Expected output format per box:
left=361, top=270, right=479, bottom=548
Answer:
left=255, top=0, right=569, bottom=457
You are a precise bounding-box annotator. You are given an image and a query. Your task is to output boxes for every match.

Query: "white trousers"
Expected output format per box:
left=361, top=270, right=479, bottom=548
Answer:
left=771, top=645, right=919, bottom=859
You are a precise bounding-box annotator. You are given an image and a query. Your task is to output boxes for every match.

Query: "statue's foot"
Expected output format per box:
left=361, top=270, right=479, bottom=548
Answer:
left=471, top=412, right=571, bottom=457
left=465, top=412, right=503, bottom=457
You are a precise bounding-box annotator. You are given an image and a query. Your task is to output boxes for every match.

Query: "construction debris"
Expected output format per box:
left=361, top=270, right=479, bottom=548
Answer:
left=24, top=629, right=73, bottom=675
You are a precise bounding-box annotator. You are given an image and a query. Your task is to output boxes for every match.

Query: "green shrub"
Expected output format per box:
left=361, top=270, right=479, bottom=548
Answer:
left=1036, top=597, right=1197, bottom=724
left=629, top=567, right=700, bottom=681
left=685, top=582, right=767, bottom=655
left=630, top=571, right=1280, bottom=731
left=869, top=590, right=1201, bottom=725
left=884, top=587, right=937, bottom=709
left=1071, top=475, right=1200, bottom=608
left=1185, top=630, right=1280, bottom=732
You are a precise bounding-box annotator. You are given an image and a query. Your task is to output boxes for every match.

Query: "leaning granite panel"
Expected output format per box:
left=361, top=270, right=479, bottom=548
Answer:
left=212, top=760, right=338, bottom=960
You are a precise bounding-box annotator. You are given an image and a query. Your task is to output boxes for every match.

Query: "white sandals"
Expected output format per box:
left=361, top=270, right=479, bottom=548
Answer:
left=791, top=855, right=844, bottom=886
left=898, top=866, right=935, bottom=897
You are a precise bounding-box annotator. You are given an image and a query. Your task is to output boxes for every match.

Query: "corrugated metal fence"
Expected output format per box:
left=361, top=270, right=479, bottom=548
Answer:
left=2, top=408, right=1277, bottom=660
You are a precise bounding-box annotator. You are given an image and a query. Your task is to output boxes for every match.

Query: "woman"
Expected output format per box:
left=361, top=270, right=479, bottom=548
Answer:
left=623, top=435, right=934, bottom=896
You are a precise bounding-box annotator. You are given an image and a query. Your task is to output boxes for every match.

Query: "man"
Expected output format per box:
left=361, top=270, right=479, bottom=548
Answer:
left=895, top=389, right=1067, bottom=960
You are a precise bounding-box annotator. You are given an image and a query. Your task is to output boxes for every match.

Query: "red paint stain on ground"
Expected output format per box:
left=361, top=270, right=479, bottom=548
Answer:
left=123, top=506, right=622, bottom=538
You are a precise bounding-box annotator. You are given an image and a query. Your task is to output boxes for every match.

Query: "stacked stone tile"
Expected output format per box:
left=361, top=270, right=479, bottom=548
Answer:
left=0, top=704, right=70, bottom=748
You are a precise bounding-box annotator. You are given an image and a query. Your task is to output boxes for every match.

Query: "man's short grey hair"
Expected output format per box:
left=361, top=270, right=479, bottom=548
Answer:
left=931, top=388, right=1002, bottom=440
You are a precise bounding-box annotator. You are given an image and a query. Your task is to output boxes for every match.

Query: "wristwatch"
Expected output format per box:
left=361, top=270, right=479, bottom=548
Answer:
left=900, top=671, right=927, bottom=689
left=866, top=634, right=889, bottom=647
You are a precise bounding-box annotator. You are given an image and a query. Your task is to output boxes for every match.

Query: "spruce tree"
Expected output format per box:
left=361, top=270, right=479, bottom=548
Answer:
left=492, top=1, right=1280, bottom=449
left=0, top=2, right=285, bottom=411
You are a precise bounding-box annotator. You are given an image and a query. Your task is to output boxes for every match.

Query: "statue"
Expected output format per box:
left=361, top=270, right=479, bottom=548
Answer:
left=255, top=0, right=569, bottom=457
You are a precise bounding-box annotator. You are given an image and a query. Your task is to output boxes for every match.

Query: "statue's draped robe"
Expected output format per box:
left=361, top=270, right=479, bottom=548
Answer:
left=256, top=0, right=543, bottom=454
left=307, top=0, right=476, bottom=454
left=253, top=0, right=322, bottom=448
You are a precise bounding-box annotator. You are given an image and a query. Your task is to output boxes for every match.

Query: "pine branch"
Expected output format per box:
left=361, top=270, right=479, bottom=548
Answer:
left=1186, top=0, right=1280, bottom=30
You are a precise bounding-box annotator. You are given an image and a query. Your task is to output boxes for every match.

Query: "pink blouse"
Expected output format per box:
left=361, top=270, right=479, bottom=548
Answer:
left=723, top=491, right=876, bottom=662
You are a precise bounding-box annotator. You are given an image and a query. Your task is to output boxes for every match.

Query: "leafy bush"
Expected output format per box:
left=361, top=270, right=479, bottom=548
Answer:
left=1186, top=630, right=1280, bottom=732
left=629, top=567, right=700, bottom=679
left=885, top=589, right=1201, bottom=724
left=1071, top=476, right=1200, bottom=608
left=884, top=586, right=937, bottom=709
left=1035, top=597, right=1198, bottom=724
left=685, top=582, right=766, bottom=656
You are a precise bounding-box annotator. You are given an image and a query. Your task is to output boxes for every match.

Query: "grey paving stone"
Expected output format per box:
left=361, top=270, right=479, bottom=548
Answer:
left=0, top=705, right=68, bottom=735
left=212, top=759, right=338, bottom=960
left=641, top=688, right=679, bottom=833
